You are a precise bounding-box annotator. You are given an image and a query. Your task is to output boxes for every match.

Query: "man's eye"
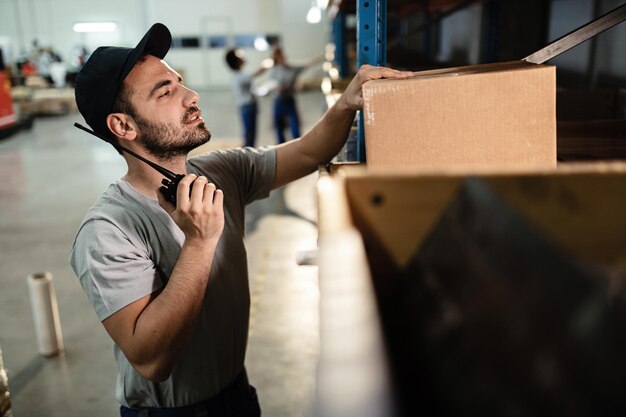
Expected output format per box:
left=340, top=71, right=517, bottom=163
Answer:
left=159, top=91, right=170, bottom=98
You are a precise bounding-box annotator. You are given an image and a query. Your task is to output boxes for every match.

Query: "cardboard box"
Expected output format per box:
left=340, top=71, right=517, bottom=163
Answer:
left=362, top=61, right=556, bottom=170
left=317, top=163, right=626, bottom=417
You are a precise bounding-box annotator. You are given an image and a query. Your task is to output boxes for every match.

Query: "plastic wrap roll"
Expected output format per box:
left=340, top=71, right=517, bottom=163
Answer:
left=27, top=272, right=64, bottom=357
left=0, top=343, right=12, bottom=417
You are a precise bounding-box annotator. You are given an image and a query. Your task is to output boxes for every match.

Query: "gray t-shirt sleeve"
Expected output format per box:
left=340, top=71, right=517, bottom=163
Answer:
left=238, top=146, right=276, bottom=204
left=70, top=219, right=163, bottom=321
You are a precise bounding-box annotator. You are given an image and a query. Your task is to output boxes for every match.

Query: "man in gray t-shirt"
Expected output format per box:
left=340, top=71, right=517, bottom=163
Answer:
left=70, top=22, right=412, bottom=416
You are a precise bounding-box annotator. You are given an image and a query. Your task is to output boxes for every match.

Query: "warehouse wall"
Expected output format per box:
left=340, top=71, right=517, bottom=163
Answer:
left=0, top=0, right=329, bottom=88
left=0, top=0, right=146, bottom=65
left=0, top=0, right=621, bottom=88
left=437, top=4, right=483, bottom=65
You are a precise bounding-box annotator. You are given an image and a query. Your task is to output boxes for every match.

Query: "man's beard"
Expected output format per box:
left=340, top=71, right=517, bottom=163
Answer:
left=135, top=107, right=211, bottom=160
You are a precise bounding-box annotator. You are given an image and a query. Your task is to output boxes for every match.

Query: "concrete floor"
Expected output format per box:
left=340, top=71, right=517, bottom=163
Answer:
left=0, top=89, right=325, bottom=417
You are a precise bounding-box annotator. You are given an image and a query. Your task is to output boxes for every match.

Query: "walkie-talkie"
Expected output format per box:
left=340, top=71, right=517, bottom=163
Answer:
left=74, top=122, right=184, bottom=205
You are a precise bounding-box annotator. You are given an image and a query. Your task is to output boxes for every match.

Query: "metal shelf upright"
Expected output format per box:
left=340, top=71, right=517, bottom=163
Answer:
left=356, top=0, right=387, bottom=162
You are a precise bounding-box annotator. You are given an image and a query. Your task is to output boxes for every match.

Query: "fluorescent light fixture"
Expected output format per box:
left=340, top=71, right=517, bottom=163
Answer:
left=306, top=6, right=322, bottom=24
left=254, top=36, right=270, bottom=51
left=73, top=22, right=117, bottom=33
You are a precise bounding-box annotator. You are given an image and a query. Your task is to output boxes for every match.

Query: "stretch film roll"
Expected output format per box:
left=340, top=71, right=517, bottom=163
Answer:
left=0, top=343, right=13, bottom=417
left=27, top=272, right=64, bottom=357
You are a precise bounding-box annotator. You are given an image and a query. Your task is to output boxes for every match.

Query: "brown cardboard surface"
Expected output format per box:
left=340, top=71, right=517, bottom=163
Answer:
left=338, top=163, right=626, bottom=270
left=362, top=62, right=556, bottom=170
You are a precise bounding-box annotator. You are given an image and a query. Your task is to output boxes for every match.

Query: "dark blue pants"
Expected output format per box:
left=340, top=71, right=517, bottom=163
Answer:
left=272, top=95, right=300, bottom=144
left=240, top=102, right=258, bottom=148
left=119, top=370, right=260, bottom=417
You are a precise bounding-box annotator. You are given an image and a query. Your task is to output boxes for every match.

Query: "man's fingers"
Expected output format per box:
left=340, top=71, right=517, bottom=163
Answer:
left=377, top=67, right=414, bottom=79
left=177, top=174, right=197, bottom=207
left=339, top=65, right=414, bottom=111
left=360, top=65, right=414, bottom=81
left=212, top=189, right=224, bottom=206
left=190, top=176, right=208, bottom=201
left=202, top=182, right=217, bottom=204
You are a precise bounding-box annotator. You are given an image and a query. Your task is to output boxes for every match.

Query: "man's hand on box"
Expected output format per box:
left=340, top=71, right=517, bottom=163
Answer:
left=338, top=64, right=414, bottom=112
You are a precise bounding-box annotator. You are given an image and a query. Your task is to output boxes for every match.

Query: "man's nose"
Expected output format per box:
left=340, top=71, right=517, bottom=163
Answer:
left=182, top=85, right=200, bottom=107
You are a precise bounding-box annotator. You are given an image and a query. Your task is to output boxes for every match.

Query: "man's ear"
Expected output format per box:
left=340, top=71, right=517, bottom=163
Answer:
left=106, top=113, right=138, bottom=143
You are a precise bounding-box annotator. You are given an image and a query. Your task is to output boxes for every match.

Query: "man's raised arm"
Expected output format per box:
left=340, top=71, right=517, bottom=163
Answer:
left=272, top=64, right=413, bottom=188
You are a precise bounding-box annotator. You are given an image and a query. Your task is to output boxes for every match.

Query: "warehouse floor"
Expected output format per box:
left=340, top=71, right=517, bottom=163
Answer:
left=0, top=89, right=325, bottom=417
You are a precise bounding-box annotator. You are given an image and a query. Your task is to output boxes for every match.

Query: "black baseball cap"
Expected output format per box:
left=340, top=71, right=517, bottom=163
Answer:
left=75, top=23, right=172, bottom=138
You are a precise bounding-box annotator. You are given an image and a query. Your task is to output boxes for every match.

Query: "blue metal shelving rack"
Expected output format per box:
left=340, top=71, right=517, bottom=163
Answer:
left=331, top=9, right=348, bottom=78
left=356, top=0, right=387, bottom=162
left=329, top=0, right=387, bottom=162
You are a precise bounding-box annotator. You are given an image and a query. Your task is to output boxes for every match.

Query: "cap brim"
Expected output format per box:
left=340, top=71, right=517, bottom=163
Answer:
left=119, top=23, right=172, bottom=83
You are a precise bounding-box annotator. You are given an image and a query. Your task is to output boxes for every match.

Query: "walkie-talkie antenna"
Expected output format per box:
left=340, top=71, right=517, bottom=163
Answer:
left=73, top=122, right=177, bottom=180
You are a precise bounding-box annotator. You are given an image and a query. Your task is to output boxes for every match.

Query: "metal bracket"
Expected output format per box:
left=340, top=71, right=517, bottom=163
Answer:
left=524, top=3, right=626, bottom=64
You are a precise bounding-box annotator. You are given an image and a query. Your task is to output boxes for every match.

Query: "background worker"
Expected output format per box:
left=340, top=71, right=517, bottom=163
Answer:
left=224, top=48, right=269, bottom=148
left=269, top=45, right=323, bottom=144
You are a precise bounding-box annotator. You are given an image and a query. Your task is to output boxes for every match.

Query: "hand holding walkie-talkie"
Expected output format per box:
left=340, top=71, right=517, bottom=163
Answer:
left=74, top=122, right=188, bottom=205
left=74, top=122, right=225, bottom=244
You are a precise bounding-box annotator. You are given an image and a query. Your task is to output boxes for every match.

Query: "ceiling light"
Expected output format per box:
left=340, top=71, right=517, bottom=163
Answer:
left=254, top=36, right=270, bottom=51
left=72, top=22, right=117, bottom=33
left=306, top=7, right=322, bottom=24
